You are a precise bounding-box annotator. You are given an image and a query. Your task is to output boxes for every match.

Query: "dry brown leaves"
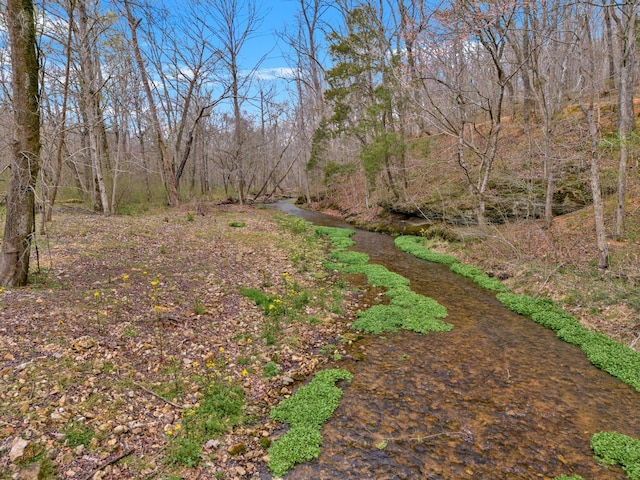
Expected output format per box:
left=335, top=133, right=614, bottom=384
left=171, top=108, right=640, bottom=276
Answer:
left=0, top=204, right=363, bottom=479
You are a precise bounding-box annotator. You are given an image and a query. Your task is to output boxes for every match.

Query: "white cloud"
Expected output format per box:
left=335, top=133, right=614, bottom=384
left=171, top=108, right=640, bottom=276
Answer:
left=252, top=67, right=297, bottom=81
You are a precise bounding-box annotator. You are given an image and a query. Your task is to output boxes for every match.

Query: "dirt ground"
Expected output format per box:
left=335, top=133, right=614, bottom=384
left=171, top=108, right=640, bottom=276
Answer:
left=0, top=204, right=364, bottom=480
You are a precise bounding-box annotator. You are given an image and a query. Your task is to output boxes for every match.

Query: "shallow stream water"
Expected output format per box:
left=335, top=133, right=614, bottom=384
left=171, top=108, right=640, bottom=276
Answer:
left=274, top=202, right=640, bottom=479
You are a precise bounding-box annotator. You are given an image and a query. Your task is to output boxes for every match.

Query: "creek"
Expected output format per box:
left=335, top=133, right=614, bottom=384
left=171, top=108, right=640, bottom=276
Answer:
left=273, top=201, right=640, bottom=479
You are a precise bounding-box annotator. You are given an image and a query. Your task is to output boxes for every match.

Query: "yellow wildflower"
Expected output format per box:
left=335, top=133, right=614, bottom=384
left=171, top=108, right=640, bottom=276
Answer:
left=247, top=338, right=252, bottom=344
left=122, top=274, right=129, bottom=281
left=93, top=291, right=100, bottom=298
left=151, top=280, right=159, bottom=287
left=174, top=424, right=182, bottom=430
left=241, top=369, right=248, bottom=377
left=167, top=429, right=173, bottom=436
left=192, top=361, right=199, bottom=368
left=219, top=346, right=225, bottom=352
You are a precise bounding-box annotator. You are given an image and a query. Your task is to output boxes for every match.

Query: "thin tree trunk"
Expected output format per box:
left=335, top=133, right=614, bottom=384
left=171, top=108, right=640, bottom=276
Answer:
left=604, top=1, right=616, bottom=89
left=583, top=104, right=609, bottom=271
left=46, top=0, right=75, bottom=222
left=614, top=0, right=637, bottom=240
left=0, top=0, right=40, bottom=287
left=123, top=0, right=179, bottom=207
left=75, top=0, right=109, bottom=213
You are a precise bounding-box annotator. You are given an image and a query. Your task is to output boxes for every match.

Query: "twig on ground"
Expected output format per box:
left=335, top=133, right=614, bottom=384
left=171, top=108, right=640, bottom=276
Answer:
left=132, top=380, right=183, bottom=409
left=537, top=262, right=565, bottom=296
left=80, top=447, right=134, bottom=480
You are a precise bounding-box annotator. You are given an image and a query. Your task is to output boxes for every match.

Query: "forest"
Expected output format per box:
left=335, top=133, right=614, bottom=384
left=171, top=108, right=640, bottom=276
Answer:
left=1, top=0, right=638, bottom=252
left=2, top=0, right=640, bottom=478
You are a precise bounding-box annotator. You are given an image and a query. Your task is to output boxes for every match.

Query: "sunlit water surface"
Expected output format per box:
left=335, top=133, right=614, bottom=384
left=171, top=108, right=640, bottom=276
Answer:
left=272, top=202, right=640, bottom=479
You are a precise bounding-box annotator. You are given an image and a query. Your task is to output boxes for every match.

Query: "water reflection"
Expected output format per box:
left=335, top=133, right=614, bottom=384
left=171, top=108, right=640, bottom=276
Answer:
left=273, top=201, right=640, bottom=479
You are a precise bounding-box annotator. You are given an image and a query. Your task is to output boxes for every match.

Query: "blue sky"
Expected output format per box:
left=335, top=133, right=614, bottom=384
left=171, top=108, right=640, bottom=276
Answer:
left=154, top=0, right=341, bottom=111
left=245, top=0, right=295, bottom=69
left=239, top=0, right=340, bottom=81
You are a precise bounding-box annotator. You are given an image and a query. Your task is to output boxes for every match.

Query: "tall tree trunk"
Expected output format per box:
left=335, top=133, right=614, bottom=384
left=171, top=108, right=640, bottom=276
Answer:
left=123, top=0, right=179, bottom=207
left=520, top=7, right=535, bottom=123
left=604, top=1, right=616, bottom=90
left=46, top=0, right=75, bottom=222
left=577, top=10, right=609, bottom=272
left=613, top=0, right=637, bottom=240
left=0, top=0, right=40, bottom=287
left=74, top=0, right=109, bottom=213
left=583, top=105, right=609, bottom=271
left=543, top=117, right=554, bottom=229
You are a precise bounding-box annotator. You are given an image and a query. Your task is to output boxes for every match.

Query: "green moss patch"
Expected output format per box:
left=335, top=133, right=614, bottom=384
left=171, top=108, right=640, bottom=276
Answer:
left=497, top=292, right=640, bottom=392
left=316, top=227, right=451, bottom=335
left=395, top=235, right=509, bottom=292
left=394, top=235, right=458, bottom=265
left=166, top=383, right=245, bottom=467
left=330, top=250, right=370, bottom=265
left=268, top=369, right=353, bottom=476
left=450, top=262, right=510, bottom=292
left=352, top=289, right=449, bottom=335
left=591, top=432, right=640, bottom=480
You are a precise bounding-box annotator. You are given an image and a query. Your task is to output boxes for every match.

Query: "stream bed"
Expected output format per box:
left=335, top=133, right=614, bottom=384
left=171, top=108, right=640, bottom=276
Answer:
left=273, top=202, right=640, bottom=479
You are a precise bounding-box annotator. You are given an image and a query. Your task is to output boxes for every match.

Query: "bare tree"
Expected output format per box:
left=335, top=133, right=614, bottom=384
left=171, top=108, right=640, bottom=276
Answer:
left=72, top=0, right=111, bottom=213
left=415, top=0, right=517, bottom=226
left=205, top=0, right=263, bottom=204
left=575, top=7, right=609, bottom=271
left=282, top=0, right=329, bottom=202
left=123, top=0, right=180, bottom=207
left=0, top=0, right=41, bottom=286
left=44, top=0, right=76, bottom=222
left=519, top=0, right=575, bottom=228
left=611, top=0, right=638, bottom=240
